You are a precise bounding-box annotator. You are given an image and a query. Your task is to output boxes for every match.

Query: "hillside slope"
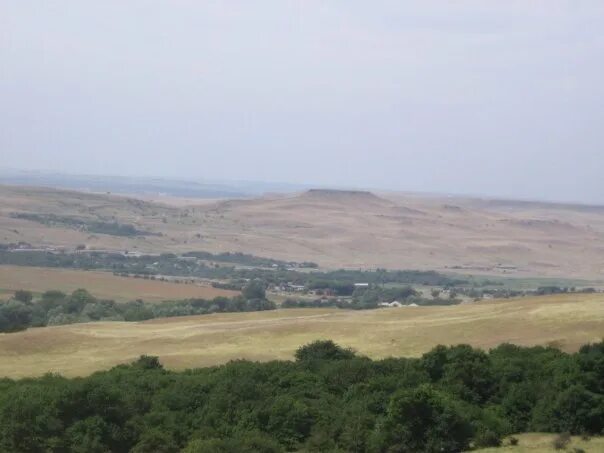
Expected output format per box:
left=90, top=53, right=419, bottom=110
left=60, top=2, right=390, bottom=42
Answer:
left=0, top=293, right=602, bottom=377
left=2, top=185, right=604, bottom=278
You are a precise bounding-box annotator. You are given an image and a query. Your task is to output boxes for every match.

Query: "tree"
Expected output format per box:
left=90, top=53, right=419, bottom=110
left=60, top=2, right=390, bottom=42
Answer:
left=265, top=396, right=313, bottom=449
left=422, top=344, right=495, bottom=404
left=65, top=416, right=113, bottom=453
left=532, top=385, right=604, bottom=434
left=131, top=429, right=178, bottom=453
left=370, top=385, right=473, bottom=453
left=0, top=384, right=63, bottom=452
left=67, top=289, right=96, bottom=313
left=242, top=280, right=266, bottom=300
left=184, top=433, right=283, bottom=453
left=295, top=340, right=356, bottom=362
left=134, top=355, right=163, bottom=370
left=0, top=300, right=33, bottom=332
left=14, top=290, right=33, bottom=303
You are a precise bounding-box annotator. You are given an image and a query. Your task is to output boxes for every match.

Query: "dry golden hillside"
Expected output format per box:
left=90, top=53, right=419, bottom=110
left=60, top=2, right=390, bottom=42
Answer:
left=2, top=185, right=604, bottom=278
left=0, top=293, right=602, bottom=378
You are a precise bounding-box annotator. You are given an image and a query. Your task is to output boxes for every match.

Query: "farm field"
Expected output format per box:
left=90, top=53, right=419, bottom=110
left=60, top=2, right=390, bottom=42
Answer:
left=0, top=265, right=239, bottom=302
left=0, top=292, right=602, bottom=378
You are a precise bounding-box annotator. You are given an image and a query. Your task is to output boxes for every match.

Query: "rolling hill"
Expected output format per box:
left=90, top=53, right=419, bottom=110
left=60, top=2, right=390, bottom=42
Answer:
left=0, top=292, right=602, bottom=378
left=2, top=184, right=604, bottom=278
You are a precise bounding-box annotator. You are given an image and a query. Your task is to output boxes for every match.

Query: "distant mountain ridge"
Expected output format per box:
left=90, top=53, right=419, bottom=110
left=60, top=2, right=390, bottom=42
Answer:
left=0, top=169, right=316, bottom=199
left=2, top=183, right=604, bottom=279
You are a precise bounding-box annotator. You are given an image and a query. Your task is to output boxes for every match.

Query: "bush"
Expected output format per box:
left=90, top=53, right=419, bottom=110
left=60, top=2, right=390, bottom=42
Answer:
left=14, top=290, right=33, bottom=303
left=242, top=280, right=266, bottom=300
left=0, top=288, right=276, bottom=332
left=473, top=429, right=502, bottom=448
left=295, top=340, right=356, bottom=362
left=134, top=355, right=163, bottom=370
left=370, top=385, right=473, bottom=452
left=553, top=432, right=571, bottom=450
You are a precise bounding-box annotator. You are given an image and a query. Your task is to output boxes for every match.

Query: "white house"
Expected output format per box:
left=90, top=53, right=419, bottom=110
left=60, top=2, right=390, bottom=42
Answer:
left=378, top=301, right=403, bottom=308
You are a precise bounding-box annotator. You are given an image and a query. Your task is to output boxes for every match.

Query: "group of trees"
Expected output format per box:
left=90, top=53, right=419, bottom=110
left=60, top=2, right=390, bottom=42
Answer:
left=0, top=283, right=274, bottom=333
left=0, top=249, right=467, bottom=289
left=452, top=285, right=598, bottom=301
left=182, top=251, right=317, bottom=269
left=11, top=213, right=157, bottom=237
left=535, top=286, right=597, bottom=296
left=1, top=340, right=603, bottom=452
left=282, top=285, right=461, bottom=310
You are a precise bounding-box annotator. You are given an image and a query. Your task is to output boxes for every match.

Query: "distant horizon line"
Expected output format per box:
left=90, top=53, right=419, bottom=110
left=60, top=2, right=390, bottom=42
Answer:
left=1, top=166, right=602, bottom=208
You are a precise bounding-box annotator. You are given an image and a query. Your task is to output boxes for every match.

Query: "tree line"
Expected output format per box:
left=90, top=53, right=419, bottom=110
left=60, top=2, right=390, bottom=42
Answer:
left=0, top=340, right=603, bottom=452
left=0, top=281, right=273, bottom=333
left=10, top=213, right=158, bottom=237
left=0, top=249, right=466, bottom=288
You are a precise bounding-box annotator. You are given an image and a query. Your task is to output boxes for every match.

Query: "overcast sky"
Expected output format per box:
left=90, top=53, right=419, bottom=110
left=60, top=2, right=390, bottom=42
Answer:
left=1, top=1, right=603, bottom=202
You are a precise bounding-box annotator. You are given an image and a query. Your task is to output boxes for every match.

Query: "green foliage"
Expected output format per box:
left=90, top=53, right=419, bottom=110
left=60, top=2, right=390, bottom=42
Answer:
left=131, top=428, right=178, bottom=453
left=0, top=249, right=465, bottom=288
left=369, top=385, right=473, bottom=452
left=11, top=212, right=156, bottom=237
left=242, top=279, right=266, bottom=300
left=552, top=432, right=571, bottom=450
left=532, top=385, right=604, bottom=434
left=183, top=250, right=315, bottom=269
left=295, top=340, right=356, bottom=362
left=0, top=299, right=33, bottom=332
left=134, top=355, right=164, bottom=370
left=0, top=289, right=276, bottom=333
left=13, top=289, right=33, bottom=303
left=183, top=432, right=283, bottom=453
left=0, top=341, right=603, bottom=452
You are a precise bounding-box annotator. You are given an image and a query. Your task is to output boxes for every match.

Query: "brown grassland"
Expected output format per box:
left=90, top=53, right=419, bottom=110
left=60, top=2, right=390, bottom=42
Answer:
left=0, top=265, right=239, bottom=302
left=472, top=433, right=604, bottom=452
left=3, top=184, right=604, bottom=279
left=0, top=292, right=602, bottom=378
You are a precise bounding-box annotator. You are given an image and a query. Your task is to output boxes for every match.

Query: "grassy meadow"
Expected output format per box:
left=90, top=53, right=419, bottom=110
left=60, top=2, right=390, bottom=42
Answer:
left=473, top=433, right=604, bottom=452
left=0, top=292, right=602, bottom=378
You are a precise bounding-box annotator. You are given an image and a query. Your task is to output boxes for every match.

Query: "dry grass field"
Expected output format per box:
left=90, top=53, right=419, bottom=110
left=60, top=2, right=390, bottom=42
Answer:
left=0, top=292, right=602, bottom=378
left=473, top=433, right=604, bottom=452
left=0, top=265, right=239, bottom=302
left=2, top=185, right=604, bottom=279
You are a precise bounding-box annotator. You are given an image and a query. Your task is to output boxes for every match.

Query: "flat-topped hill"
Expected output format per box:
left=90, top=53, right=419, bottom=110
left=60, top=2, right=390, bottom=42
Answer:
left=2, top=184, right=604, bottom=279
left=302, top=188, right=382, bottom=199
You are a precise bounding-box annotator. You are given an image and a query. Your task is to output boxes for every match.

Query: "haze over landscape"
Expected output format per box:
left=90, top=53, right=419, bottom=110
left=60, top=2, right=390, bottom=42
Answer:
left=1, top=2, right=604, bottom=452
left=2, top=1, right=603, bottom=203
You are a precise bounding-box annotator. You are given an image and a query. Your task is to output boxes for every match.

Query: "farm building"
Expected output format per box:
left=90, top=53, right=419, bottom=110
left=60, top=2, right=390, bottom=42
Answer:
left=378, top=301, right=403, bottom=308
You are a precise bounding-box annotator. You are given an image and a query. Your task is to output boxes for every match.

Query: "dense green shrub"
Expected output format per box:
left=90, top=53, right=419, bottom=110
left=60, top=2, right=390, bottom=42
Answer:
left=295, top=340, right=356, bottom=362
left=0, top=288, right=276, bottom=332
left=0, top=340, right=603, bottom=452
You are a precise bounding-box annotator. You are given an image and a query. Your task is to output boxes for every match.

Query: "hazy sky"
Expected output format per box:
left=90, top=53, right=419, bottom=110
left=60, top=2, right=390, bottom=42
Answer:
left=1, top=1, right=603, bottom=202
